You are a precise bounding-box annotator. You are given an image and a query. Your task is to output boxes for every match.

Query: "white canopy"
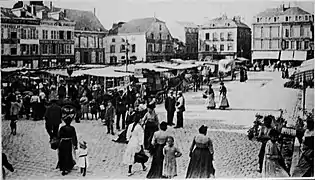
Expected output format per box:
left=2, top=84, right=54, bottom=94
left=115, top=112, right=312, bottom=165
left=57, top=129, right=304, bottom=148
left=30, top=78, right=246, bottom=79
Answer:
left=297, top=59, right=314, bottom=74
left=1, top=67, right=30, bottom=72
left=81, top=68, right=132, bottom=77
left=46, top=69, right=84, bottom=77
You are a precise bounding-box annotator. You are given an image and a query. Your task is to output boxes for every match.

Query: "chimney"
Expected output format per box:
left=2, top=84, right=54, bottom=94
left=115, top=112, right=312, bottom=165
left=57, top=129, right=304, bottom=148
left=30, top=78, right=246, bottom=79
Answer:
left=93, top=8, right=96, bottom=16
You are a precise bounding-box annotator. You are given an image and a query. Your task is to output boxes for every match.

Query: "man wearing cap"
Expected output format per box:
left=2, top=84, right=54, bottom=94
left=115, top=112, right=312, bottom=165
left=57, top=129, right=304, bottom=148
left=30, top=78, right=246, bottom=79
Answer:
left=174, top=91, right=185, bottom=128
left=44, top=98, right=62, bottom=141
left=165, top=90, right=176, bottom=126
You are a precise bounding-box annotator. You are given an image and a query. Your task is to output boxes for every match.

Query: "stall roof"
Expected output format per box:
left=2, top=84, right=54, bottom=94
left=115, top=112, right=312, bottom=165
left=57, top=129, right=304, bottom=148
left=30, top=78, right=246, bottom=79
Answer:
left=46, top=69, right=84, bottom=77
left=155, top=62, right=200, bottom=70
left=235, top=57, right=249, bottom=62
left=81, top=67, right=132, bottom=77
left=1, top=67, right=30, bottom=72
left=297, top=59, right=314, bottom=74
left=114, top=63, right=170, bottom=72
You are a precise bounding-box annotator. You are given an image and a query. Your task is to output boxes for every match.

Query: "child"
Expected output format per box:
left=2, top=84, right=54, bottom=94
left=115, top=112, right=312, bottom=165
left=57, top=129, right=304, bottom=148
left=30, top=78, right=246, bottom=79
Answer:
left=89, top=99, right=98, bottom=120
left=10, top=96, right=21, bottom=135
left=77, top=141, right=89, bottom=176
left=99, top=100, right=106, bottom=123
left=163, top=136, right=182, bottom=179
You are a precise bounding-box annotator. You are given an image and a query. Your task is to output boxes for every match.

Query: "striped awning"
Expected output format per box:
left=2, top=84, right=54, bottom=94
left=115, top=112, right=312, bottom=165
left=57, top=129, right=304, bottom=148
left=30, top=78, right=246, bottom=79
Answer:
left=252, top=51, right=280, bottom=60
left=293, top=51, right=307, bottom=61
left=280, top=51, right=294, bottom=61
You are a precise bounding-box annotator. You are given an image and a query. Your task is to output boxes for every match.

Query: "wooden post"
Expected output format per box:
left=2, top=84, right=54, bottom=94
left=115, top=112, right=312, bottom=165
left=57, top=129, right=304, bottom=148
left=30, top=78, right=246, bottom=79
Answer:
left=302, top=72, right=306, bottom=116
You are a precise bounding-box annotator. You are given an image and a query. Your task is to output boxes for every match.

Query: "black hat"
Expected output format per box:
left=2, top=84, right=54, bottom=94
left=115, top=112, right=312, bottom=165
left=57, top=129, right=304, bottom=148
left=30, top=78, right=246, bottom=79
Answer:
left=199, top=125, right=208, bottom=134
left=220, top=82, right=224, bottom=85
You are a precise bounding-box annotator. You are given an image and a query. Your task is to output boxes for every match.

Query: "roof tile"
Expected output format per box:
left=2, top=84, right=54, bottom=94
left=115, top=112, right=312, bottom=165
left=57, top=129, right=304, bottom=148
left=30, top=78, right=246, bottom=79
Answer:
left=118, top=17, right=164, bottom=34
left=256, top=6, right=311, bottom=17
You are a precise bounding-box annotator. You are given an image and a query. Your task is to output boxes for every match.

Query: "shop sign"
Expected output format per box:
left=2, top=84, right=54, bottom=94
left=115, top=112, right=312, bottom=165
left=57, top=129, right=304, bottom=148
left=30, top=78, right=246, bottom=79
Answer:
left=1, top=18, right=40, bottom=25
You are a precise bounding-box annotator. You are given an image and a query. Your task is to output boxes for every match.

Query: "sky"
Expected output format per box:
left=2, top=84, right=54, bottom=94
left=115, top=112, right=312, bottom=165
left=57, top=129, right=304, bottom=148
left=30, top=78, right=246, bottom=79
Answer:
left=0, top=0, right=314, bottom=30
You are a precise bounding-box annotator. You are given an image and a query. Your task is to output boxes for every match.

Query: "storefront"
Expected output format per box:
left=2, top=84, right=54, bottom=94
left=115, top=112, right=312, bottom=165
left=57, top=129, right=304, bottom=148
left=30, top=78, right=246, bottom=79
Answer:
left=252, top=51, right=280, bottom=65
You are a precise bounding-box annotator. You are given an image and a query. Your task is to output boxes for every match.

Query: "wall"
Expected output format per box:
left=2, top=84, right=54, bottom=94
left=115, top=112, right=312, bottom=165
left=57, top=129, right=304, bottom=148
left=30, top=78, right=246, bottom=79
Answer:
left=104, top=34, right=146, bottom=64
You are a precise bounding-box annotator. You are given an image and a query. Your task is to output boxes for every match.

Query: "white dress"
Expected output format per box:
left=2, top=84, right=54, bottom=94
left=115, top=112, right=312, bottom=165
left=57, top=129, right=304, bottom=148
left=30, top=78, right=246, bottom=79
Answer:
left=77, top=148, right=89, bottom=168
left=123, top=123, right=144, bottom=165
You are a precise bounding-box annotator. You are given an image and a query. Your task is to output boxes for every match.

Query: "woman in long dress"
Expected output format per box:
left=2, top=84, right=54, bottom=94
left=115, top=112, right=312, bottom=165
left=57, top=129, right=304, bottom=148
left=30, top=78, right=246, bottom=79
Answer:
left=80, top=93, right=89, bottom=120
left=203, top=84, right=216, bottom=109
left=292, top=117, right=314, bottom=177
left=123, top=114, right=147, bottom=176
left=57, top=116, right=78, bottom=176
left=219, top=82, right=229, bottom=110
left=147, top=122, right=169, bottom=178
left=262, top=129, right=289, bottom=178
left=142, top=104, right=159, bottom=150
left=186, top=125, right=215, bottom=178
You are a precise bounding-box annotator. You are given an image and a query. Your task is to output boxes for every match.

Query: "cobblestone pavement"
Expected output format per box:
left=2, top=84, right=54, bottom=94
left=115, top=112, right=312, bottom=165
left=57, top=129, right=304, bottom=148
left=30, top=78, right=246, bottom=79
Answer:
left=2, top=71, right=301, bottom=179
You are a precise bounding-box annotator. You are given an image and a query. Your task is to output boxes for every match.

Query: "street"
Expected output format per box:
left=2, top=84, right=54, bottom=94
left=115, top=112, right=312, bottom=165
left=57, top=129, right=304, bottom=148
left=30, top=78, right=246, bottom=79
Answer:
left=2, top=71, right=311, bottom=179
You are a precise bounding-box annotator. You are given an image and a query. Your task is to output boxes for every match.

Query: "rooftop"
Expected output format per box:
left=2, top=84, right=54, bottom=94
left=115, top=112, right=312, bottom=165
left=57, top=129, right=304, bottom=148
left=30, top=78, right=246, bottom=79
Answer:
left=202, top=15, right=250, bottom=29
left=256, top=6, right=312, bottom=17
left=118, top=17, right=164, bottom=34
left=176, top=21, right=198, bottom=28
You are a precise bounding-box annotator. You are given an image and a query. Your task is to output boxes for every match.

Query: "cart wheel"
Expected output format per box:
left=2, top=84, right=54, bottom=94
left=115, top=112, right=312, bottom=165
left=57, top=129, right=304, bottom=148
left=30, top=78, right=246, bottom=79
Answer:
left=156, top=94, right=163, bottom=104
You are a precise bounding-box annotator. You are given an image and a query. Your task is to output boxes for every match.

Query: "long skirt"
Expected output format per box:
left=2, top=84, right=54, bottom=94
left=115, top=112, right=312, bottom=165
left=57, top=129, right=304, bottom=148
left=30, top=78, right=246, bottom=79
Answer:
left=262, top=157, right=289, bottom=178
left=186, top=147, right=215, bottom=178
left=219, top=95, right=229, bottom=108
left=147, top=143, right=166, bottom=179
left=206, top=94, right=216, bottom=109
left=144, top=121, right=158, bottom=150
left=57, top=139, right=76, bottom=172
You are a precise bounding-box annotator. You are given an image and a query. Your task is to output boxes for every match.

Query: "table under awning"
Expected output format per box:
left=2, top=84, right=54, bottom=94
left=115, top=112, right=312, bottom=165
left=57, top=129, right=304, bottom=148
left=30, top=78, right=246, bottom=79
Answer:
left=280, top=51, right=294, bottom=61
left=293, top=51, right=307, bottom=61
left=252, top=51, right=280, bottom=60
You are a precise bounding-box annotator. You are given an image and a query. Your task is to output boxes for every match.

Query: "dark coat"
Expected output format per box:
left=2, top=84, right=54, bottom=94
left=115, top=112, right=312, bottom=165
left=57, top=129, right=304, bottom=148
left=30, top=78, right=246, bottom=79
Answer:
left=44, top=103, right=62, bottom=125
left=165, top=96, right=176, bottom=112
left=116, top=95, right=127, bottom=113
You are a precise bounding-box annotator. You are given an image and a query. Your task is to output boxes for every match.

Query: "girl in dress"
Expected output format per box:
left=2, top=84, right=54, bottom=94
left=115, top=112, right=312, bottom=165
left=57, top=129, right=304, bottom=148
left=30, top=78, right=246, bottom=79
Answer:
left=219, top=82, right=229, bottom=110
left=77, top=141, right=89, bottom=177
left=203, top=84, right=216, bottom=110
left=163, top=136, right=182, bottom=179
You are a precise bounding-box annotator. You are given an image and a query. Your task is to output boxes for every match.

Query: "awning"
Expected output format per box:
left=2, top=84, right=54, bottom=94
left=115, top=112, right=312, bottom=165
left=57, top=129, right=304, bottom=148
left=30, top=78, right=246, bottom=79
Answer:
left=81, top=68, right=132, bottom=77
left=114, top=63, right=170, bottom=73
left=252, top=51, right=280, bottom=60
left=300, top=59, right=314, bottom=67
left=156, top=63, right=200, bottom=70
left=46, top=69, right=84, bottom=77
left=235, top=57, right=249, bottom=62
left=293, top=51, right=307, bottom=61
left=297, top=59, right=314, bottom=74
left=1, top=67, right=30, bottom=72
left=280, top=51, right=294, bottom=61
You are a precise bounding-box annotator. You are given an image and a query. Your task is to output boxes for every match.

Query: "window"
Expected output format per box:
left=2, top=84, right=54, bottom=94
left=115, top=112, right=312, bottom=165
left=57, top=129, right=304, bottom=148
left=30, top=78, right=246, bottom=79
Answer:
left=284, top=41, right=289, bottom=49
left=291, top=41, right=295, bottom=49
left=42, top=44, right=48, bottom=54
left=285, top=16, right=289, bottom=21
left=99, top=37, right=103, bottom=48
left=205, top=33, right=209, bottom=40
left=20, top=44, right=26, bottom=55
left=159, top=44, right=162, bottom=52
left=299, top=16, right=302, bottom=21
left=213, top=44, right=217, bottom=51
left=159, top=24, right=162, bottom=31
left=290, top=26, right=294, bottom=37
left=305, top=41, right=309, bottom=49
left=305, top=15, right=308, bottom=21
left=257, top=18, right=260, bottom=22
left=295, top=16, right=298, bottom=21
left=43, top=30, right=48, bottom=39
left=31, top=44, right=38, bottom=55
left=228, top=44, right=233, bottom=51
left=121, top=56, right=125, bottom=59
left=212, top=32, right=218, bottom=41
left=11, top=32, right=17, bottom=39
left=151, top=33, right=154, bottom=39
left=66, top=44, right=71, bottom=54
left=131, top=44, right=136, bottom=52
left=297, top=41, right=301, bottom=50
left=1, top=44, right=4, bottom=54
left=59, top=31, right=64, bottom=39
left=159, top=33, right=162, bottom=40
left=120, top=44, right=126, bottom=52
left=75, top=37, right=79, bottom=47
left=220, top=44, right=224, bottom=51
left=300, top=26, right=304, bottom=36
left=285, top=29, right=289, bottom=37
left=110, top=45, right=115, bottom=53
left=99, top=52, right=104, bottom=63
left=205, top=44, right=210, bottom=51
left=112, top=38, right=115, bottom=42
left=274, top=17, right=277, bottom=22
left=220, top=32, right=224, bottom=41
left=148, top=44, right=153, bottom=52
left=88, top=37, right=95, bottom=48
left=167, top=35, right=170, bottom=40
left=59, top=44, right=65, bottom=54
left=67, top=31, right=72, bottom=40
left=51, top=31, right=54, bottom=39
left=11, top=48, right=17, bottom=55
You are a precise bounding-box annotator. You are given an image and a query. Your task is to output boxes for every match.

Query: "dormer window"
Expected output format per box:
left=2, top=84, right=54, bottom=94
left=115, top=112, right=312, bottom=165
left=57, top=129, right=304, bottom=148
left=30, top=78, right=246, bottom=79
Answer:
left=274, top=17, right=277, bottom=22
left=112, top=38, right=115, bottom=43
left=151, top=33, right=154, bottom=39
left=285, top=16, right=289, bottom=21
left=257, top=18, right=260, bottom=22
left=305, top=15, right=308, bottom=21
left=21, top=11, right=26, bottom=17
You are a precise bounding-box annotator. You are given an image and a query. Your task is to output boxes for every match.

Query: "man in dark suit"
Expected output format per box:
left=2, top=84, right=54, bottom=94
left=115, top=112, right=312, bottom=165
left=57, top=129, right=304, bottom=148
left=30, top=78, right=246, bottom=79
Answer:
left=116, top=90, right=127, bottom=130
left=44, top=98, right=62, bottom=141
left=165, top=90, right=176, bottom=126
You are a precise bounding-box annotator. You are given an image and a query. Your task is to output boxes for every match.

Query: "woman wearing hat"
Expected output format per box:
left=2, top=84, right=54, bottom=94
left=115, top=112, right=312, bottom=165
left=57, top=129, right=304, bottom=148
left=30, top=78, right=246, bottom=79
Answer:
left=142, top=103, right=159, bottom=150
left=186, top=125, right=215, bottom=178
left=146, top=121, right=169, bottom=178
left=219, top=82, right=229, bottom=110
left=292, top=115, right=314, bottom=177
left=203, top=84, right=216, bottom=110
left=57, top=112, right=78, bottom=176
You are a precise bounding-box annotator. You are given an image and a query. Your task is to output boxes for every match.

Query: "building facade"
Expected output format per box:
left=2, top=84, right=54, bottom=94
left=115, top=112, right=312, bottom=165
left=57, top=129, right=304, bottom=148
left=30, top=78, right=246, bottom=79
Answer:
left=167, top=21, right=199, bottom=60
left=1, top=7, right=41, bottom=68
left=199, top=15, right=251, bottom=61
left=252, top=4, right=314, bottom=64
left=105, top=17, right=174, bottom=64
